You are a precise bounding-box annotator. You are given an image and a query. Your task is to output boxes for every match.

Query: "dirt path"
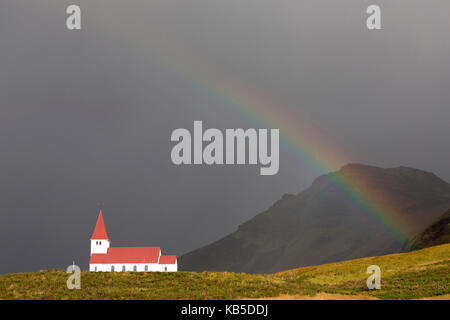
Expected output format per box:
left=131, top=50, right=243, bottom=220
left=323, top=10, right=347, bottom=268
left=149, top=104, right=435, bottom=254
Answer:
left=417, top=294, right=450, bottom=300
left=250, top=293, right=379, bottom=300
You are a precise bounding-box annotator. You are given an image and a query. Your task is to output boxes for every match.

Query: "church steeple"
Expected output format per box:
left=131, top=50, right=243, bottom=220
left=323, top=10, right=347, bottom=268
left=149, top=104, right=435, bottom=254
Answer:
left=90, top=210, right=110, bottom=256
left=91, top=210, right=109, bottom=241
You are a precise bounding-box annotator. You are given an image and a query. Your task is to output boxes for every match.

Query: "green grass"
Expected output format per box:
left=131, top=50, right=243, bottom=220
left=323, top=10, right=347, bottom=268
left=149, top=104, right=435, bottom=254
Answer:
left=1, top=244, right=449, bottom=300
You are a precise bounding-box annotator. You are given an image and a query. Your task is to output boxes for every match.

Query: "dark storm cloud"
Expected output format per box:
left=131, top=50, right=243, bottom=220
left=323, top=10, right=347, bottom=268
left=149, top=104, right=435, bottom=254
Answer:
left=0, top=0, right=449, bottom=273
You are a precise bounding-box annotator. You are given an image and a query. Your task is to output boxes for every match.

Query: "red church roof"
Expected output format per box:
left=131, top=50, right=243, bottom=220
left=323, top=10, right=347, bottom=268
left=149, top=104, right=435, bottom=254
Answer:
left=91, top=210, right=109, bottom=240
left=159, top=255, right=177, bottom=265
left=90, top=247, right=162, bottom=264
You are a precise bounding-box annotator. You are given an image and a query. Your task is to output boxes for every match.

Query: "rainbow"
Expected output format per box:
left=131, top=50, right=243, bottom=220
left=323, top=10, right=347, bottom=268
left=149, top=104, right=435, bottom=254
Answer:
left=78, top=11, right=412, bottom=242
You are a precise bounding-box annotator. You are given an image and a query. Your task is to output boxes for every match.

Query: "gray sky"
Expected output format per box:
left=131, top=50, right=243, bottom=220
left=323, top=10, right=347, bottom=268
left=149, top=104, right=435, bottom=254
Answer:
left=0, top=0, right=449, bottom=273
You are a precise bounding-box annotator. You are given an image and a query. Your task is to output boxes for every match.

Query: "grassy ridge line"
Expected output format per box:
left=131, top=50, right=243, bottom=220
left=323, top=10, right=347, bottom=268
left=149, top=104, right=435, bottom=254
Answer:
left=1, top=244, right=449, bottom=300
left=276, top=243, right=450, bottom=299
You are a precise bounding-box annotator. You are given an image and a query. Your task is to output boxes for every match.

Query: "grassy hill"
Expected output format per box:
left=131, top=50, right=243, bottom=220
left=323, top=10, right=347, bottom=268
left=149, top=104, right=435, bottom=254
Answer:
left=1, top=243, right=449, bottom=300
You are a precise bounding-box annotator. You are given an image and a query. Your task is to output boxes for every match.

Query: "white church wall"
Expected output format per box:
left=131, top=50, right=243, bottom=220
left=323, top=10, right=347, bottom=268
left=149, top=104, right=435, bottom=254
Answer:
left=89, top=263, right=176, bottom=272
left=90, top=239, right=110, bottom=255
left=157, top=262, right=178, bottom=272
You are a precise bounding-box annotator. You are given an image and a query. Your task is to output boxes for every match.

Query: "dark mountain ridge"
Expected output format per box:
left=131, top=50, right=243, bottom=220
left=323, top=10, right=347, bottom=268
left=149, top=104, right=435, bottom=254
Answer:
left=404, top=208, right=450, bottom=251
left=180, top=164, right=450, bottom=273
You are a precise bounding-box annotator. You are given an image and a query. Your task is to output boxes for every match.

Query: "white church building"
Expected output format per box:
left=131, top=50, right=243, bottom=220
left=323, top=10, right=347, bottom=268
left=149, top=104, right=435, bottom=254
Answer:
left=89, top=210, right=178, bottom=272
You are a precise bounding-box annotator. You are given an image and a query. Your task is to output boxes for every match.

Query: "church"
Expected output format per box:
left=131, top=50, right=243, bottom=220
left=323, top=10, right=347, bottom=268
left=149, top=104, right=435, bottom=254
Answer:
left=89, top=210, right=178, bottom=272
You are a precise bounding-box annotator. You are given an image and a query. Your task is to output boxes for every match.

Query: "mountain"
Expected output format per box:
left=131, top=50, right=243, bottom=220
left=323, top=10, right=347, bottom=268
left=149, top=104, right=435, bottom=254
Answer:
left=404, top=208, right=450, bottom=251
left=180, top=164, right=450, bottom=273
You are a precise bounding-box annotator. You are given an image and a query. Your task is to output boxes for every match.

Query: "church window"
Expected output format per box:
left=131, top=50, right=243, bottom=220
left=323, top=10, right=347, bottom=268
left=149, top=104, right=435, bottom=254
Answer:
left=122, top=265, right=126, bottom=272
left=145, top=265, right=148, bottom=272
left=165, top=267, right=167, bottom=272
left=133, top=265, right=137, bottom=271
left=111, top=266, right=114, bottom=272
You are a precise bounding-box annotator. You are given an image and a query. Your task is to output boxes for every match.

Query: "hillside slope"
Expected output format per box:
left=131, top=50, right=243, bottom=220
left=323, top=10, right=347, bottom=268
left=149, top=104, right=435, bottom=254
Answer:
left=1, top=244, right=449, bottom=300
left=180, top=164, right=450, bottom=273
left=405, top=208, right=450, bottom=251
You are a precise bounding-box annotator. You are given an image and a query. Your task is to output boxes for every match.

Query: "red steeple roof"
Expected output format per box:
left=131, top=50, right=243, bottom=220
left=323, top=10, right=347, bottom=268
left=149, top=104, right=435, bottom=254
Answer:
left=91, top=210, right=110, bottom=240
